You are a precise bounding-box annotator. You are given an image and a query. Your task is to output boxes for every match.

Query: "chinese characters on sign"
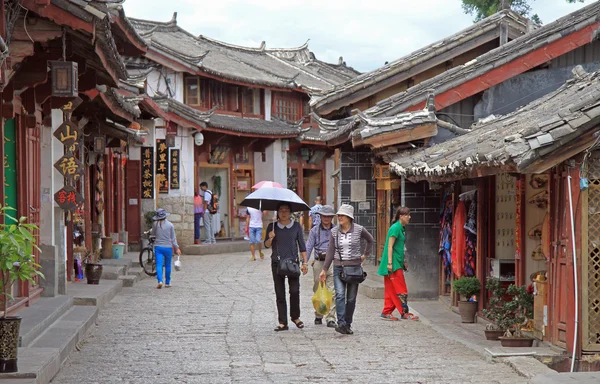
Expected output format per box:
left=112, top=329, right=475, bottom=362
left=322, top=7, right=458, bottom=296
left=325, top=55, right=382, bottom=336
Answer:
left=54, top=155, right=84, bottom=181
left=141, top=147, right=154, bottom=199
left=156, top=139, right=169, bottom=194
left=170, top=149, right=180, bottom=190
left=53, top=121, right=81, bottom=148
left=54, top=186, right=84, bottom=211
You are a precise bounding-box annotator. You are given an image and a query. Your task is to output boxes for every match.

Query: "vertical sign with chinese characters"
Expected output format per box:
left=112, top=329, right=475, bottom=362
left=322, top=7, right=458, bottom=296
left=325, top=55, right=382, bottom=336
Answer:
left=141, top=147, right=154, bottom=199
left=170, top=149, right=180, bottom=190
left=4, top=119, right=17, bottom=223
left=156, top=139, right=169, bottom=194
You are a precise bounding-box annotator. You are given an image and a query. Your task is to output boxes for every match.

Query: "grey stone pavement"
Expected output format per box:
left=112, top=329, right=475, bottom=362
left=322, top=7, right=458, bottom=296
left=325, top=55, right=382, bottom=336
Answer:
left=51, top=252, right=528, bottom=384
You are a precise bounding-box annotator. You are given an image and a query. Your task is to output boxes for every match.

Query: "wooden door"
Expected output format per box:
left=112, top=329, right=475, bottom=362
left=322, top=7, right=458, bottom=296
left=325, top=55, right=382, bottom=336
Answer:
left=376, top=189, right=391, bottom=263
left=549, top=171, right=569, bottom=348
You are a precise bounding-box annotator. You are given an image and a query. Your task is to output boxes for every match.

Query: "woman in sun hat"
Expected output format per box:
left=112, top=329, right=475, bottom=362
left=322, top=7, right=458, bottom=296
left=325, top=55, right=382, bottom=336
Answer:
left=320, top=204, right=374, bottom=335
left=151, top=208, right=181, bottom=289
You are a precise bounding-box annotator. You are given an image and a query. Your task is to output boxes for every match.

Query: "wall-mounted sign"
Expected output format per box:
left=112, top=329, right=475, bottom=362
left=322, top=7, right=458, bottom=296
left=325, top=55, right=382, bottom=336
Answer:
left=170, top=149, right=180, bottom=190
left=141, top=147, right=154, bottom=199
left=156, top=139, right=169, bottom=194
left=4, top=119, right=17, bottom=223
left=54, top=185, right=84, bottom=211
left=350, top=180, right=367, bottom=202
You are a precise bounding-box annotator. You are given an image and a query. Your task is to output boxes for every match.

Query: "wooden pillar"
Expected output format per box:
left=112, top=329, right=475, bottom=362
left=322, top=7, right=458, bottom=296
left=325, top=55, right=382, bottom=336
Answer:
left=115, top=153, right=123, bottom=232
left=476, top=177, right=488, bottom=312
left=515, top=174, right=526, bottom=287
left=104, top=150, right=113, bottom=235
left=84, top=160, right=92, bottom=251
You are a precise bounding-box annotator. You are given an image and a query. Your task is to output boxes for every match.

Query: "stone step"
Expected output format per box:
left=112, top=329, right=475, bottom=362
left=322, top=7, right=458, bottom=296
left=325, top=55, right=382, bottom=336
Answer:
left=67, top=279, right=123, bottom=309
left=17, top=295, right=73, bottom=348
left=99, top=265, right=126, bottom=280
left=29, top=306, right=98, bottom=367
left=359, top=278, right=384, bottom=299
left=0, top=347, right=59, bottom=384
left=182, top=240, right=250, bottom=255
left=363, top=264, right=384, bottom=283
left=127, top=266, right=146, bottom=279
left=119, top=274, right=138, bottom=287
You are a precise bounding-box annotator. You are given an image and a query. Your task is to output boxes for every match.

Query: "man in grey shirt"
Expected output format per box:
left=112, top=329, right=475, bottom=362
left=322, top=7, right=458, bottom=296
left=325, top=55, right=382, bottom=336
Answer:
left=305, top=205, right=336, bottom=327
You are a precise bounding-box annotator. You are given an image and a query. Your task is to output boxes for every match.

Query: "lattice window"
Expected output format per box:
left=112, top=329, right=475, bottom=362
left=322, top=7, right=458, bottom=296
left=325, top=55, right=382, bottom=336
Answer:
left=586, top=159, right=600, bottom=348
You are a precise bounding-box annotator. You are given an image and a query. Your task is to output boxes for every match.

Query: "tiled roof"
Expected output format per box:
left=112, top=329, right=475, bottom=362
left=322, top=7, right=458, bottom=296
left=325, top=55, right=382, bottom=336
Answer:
left=366, top=1, right=600, bottom=118
left=153, top=97, right=303, bottom=138
left=390, top=66, right=600, bottom=180
left=128, top=14, right=359, bottom=92
left=310, top=10, right=531, bottom=113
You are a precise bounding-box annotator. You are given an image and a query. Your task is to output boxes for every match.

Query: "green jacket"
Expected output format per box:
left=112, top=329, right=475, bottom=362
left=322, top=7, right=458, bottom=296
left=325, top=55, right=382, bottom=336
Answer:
left=377, top=221, right=405, bottom=276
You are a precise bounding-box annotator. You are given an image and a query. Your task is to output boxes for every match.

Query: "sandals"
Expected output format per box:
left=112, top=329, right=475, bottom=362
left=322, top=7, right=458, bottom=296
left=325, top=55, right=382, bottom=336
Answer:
left=401, top=313, right=419, bottom=321
left=274, top=324, right=289, bottom=332
left=292, top=319, right=305, bottom=329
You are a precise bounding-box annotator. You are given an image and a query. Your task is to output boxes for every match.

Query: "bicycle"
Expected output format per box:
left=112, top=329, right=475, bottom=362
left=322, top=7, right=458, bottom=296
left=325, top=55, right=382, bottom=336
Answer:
left=139, top=230, right=157, bottom=276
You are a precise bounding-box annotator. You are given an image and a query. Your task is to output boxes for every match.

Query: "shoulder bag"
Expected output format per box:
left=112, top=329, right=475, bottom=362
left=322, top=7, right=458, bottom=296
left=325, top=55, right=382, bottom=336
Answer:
left=337, top=229, right=367, bottom=284
left=275, top=225, right=301, bottom=278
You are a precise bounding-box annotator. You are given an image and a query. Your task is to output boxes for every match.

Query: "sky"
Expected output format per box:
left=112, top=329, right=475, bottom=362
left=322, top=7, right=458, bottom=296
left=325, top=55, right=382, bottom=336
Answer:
left=123, top=0, right=595, bottom=73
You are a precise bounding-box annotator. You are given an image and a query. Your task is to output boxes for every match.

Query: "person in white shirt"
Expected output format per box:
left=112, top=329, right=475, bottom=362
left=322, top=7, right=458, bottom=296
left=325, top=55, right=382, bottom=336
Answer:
left=246, top=207, right=265, bottom=261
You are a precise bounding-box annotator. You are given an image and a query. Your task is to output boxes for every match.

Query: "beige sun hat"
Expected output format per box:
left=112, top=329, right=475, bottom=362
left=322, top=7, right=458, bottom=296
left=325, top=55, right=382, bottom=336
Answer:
left=336, top=204, right=354, bottom=220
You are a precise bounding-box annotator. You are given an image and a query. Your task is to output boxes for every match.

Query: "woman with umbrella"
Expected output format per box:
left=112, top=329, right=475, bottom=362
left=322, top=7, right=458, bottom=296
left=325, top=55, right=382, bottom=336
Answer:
left=242, top=186, right=310, bottom=331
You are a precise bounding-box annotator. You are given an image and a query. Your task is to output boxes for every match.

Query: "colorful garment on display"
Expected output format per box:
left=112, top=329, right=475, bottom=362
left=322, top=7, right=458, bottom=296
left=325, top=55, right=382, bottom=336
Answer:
left=464, top=191, right=477, bottom=235
left=451, top=201, right=466, bottom=278
left=464, top=231, right=476, bottom=276
left=439, top=193, right=453, bottom=284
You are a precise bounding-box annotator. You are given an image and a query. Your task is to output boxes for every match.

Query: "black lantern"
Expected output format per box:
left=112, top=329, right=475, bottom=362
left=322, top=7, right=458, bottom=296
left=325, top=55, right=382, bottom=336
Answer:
left=166, top=134, right=176, bottom=148
left=93, top=136, right=106, bottom=153
left=50, top=61, right=79, bottom=97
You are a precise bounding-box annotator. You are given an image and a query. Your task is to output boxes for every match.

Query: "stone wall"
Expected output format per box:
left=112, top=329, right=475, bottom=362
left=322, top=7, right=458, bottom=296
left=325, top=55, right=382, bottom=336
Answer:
left=340, top=150, right=377, bottom=262
left=403, top=180, right=441, bottom=299
left=157, top=195, right=195, bottom=246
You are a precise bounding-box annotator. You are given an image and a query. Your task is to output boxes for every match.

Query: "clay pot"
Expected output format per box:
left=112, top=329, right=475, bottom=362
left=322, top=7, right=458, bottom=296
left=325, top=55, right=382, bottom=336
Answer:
left=0, top=316, right=21, bottom=373
left=484, top=329, right=505, bottom=340
left=499, top=336, right=535, bottom=347
left=458, top=300, right=478, bottom=323
left=85, top=263, right=103, bottom=285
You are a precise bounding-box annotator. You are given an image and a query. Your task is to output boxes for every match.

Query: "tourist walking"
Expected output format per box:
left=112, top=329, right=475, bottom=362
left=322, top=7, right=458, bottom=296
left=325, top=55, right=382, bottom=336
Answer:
left=246, top=206, right=265, bottom=261
left=378, top=207, right=419, bottom=321
left=321, top=204, right=374, bottom=335
left=265, top=203, right=308, bottom=331
left=200, top=182, right=216, bottom=244
left=150, top=208, right=181, bottom=289
left=308, top=196, right=323, bottom=228
left=306, top=205, right=337, bottom=327
left=194, top=191, right=204, bottom=244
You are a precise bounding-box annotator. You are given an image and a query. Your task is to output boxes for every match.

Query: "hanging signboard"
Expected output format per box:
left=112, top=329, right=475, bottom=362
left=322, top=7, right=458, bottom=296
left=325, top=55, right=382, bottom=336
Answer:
left=4, top=119, right=17, bottom=223
left=54, top=185, right=84, bottom=211
left=156, top=139, right=169, bottom=194
left=141, top=147, right=154, bottom=199
left=53, top=120, right=81, bottom=148
left=54, top=154, right=84, bottom=181
left=170, top=149, right=180, bottom=190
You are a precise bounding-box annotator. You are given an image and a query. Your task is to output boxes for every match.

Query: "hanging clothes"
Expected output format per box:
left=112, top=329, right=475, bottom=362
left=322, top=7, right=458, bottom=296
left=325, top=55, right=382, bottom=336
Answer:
left=439, top=194, right=454, bottom=284
left=463, top=192, right=477, bottom=277
left=464, top=191, right=477, bottom=235
left=451, top=201, right=466, bottom=277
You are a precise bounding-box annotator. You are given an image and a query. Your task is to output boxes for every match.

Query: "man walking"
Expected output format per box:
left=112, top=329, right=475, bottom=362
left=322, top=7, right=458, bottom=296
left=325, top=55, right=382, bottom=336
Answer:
left=305, top=205, right=336, bottom=327
left=308, top=196, right=323, bottom=228
left=246, top=207, right=265, bottom=261
left=200, top=182, right=216, bottom=244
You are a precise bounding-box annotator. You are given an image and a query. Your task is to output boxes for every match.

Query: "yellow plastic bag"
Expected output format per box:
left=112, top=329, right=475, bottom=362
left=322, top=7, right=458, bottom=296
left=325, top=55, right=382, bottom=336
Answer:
left=312, top=281, right=333, bottom=316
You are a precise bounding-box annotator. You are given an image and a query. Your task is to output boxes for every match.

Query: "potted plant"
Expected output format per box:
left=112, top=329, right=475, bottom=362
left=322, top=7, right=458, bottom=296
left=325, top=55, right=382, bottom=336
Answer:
left=452, top=276, right=481, bottom=323
left=498, top=284, right=535, bottom=347
left=0, top=206, right=44, bottom=373
left=83, top=249, right=103, bottom=285
left=482, top=278, right=507, bottom=340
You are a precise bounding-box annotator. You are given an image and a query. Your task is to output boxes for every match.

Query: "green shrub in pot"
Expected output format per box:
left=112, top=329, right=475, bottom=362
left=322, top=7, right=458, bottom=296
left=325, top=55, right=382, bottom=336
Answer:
left=452, top=276, right=481, bottom=323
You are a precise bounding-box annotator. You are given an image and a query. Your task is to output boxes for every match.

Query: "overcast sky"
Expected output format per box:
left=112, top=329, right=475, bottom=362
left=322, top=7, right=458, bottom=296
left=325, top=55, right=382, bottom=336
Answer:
left=123, top=0, right=595, bottom=73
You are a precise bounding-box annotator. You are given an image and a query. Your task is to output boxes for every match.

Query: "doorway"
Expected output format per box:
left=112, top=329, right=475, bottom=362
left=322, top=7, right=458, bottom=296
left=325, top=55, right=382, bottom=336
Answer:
left=303, top=169, right=322, bottom=227
left=198, top=166, right=230, bottom=239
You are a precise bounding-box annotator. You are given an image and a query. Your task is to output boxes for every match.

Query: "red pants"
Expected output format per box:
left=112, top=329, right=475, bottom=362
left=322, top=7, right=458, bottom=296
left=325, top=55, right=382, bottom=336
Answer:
left=382, top=269, right=409, bottom=316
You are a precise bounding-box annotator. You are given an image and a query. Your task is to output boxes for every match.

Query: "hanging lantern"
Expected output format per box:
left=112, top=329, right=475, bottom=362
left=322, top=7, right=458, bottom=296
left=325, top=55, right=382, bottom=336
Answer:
left=93, top=136, right=106, bottom=154
left=50, top=61, right=79, bottom=97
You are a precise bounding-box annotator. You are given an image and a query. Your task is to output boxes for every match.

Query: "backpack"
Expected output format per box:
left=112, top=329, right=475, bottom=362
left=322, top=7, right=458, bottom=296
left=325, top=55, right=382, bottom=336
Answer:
left=207, top=190, right=218, bottom=214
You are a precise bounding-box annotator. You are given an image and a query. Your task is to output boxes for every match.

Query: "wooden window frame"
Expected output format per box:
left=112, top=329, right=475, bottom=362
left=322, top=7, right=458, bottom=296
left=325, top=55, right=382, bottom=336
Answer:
left=272, top=92, right=303, bottom=122
left=184, top=77, right=200, bottom=106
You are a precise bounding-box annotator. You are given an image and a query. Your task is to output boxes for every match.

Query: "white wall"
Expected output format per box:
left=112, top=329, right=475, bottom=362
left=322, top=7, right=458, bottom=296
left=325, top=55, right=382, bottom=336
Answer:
left=325, top=156, right=335, bottom=209
left=264, top=89, right=272, bottom=121
left=146, top=68, right=184, bottom=102
left=253, top=140, right=287, bottom=187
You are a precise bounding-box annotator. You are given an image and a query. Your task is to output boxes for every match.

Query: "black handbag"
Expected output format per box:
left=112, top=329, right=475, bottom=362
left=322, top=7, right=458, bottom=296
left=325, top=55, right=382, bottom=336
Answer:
left=274, top=225, right=301, bottom=278
left=336, top=230, right=367, bottom=284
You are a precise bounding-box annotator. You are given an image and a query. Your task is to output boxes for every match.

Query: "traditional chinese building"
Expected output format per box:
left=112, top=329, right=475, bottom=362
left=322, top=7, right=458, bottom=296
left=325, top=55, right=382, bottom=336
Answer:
left=122, top=14, right=359, bottom=246
left=0, top=0, right=154, bottom=314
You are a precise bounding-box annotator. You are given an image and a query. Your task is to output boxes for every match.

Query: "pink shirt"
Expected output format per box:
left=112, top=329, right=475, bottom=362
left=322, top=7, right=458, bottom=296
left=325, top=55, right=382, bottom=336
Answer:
left=194, top=195, right=204, bottom=214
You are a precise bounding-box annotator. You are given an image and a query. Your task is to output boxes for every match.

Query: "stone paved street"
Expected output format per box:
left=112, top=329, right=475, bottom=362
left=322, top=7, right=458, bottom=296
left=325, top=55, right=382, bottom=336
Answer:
left=52, top=252, right=527, bottom=384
